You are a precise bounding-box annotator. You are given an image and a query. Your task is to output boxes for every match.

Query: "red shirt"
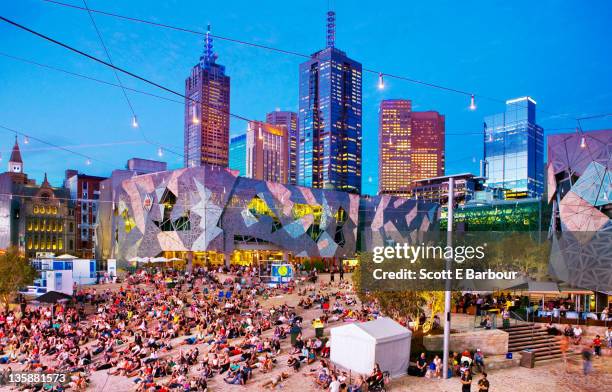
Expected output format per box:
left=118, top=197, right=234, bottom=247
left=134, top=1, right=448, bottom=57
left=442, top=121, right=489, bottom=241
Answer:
left=593, top=338, right=601, bottom=347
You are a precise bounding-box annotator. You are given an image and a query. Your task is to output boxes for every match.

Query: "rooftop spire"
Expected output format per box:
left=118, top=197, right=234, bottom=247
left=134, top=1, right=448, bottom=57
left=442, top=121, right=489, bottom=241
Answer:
left=326, top=11, right=336, bottom=48
left=200, top=23, right=217, bottom=66
left=42, top=172, right=50, bottom=188
left=9, top=135, right=22, bottom=163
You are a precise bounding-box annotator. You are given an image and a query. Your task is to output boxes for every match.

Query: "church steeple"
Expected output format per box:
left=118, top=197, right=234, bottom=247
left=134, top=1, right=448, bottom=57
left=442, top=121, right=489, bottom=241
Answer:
left=9, top=136, right=23, bottom=173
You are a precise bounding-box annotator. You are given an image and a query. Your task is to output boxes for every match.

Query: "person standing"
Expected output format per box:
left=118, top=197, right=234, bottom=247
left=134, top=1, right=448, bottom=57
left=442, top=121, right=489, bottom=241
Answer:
left=593, top=335, right=602, bottom=357
left=477, top=372, right=489, bottom=392
left=581, top=345, right=593, bottom=376
left=460, top=369, right=472, bottom=392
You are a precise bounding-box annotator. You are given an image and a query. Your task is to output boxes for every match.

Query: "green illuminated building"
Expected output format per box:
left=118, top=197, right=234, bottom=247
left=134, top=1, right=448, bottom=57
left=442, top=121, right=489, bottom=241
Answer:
left=440, top=198, right=550, bottom=232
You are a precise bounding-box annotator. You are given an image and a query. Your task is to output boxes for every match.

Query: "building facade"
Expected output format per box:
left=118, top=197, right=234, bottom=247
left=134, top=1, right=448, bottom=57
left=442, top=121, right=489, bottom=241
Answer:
left=266, top=110, right=299, bottom=185
left=127, top=158, right=167, bottom=175
left=246, top=121, right=288, bottom=184
left=484, top=96, right=544, bottom=198
left=379, top=100, right=412, bottom=196
left=412, top=173, right=486, bottom=207
left=184, top=25, right=230, bottom=168
left=96, top=164, right=439, bottom=265
left=0, top=139, right=75, bottom=258
left=546, top=129, right=611, bottom=291
left=64, top=171, right=107, bottom=258
left=378, top=100, right=445, bottom=196
left=229, top=133, right=247, bottom=176
left=298, top=11, right=362, bottom=194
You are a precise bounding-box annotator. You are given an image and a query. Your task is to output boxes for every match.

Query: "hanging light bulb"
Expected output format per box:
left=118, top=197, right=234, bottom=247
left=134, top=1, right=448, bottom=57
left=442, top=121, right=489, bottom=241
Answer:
left=580, top=136, right=586, bottom=149
left=132, top=115, right=139, bottom=128
left=377, top=73, right=385, bottom=90
left=24, top=136, right=30, bottom=144
left=85, top=159, right=92, bottom=165
left=469, top=94, right=476, bottom=111
left=0, top=152, right=3, bottom=161
left=488, top=133, right=493, bottom=142
left=157, top=147, right=164, bottom=157
left=472, top=157, right=476, bottom=163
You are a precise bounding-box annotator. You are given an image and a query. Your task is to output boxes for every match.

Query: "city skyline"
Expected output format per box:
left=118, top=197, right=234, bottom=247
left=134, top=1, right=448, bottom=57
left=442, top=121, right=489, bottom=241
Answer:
left=1, top=1, right=611, bottom=195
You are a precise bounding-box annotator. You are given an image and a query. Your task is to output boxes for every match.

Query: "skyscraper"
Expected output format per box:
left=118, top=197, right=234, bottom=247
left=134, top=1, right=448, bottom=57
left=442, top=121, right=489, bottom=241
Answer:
left=410, top=111, right=445, bottom=183
left=378, top=100, right=445, bottom=196
left=246, top=121, right=288, bottom=183
left=298, top=11, right=362, bottom=194
left=379, top=100, right=412, bottom=196
left=484, top=96, right=544, bottom=198
left=266, top=110, right=298, bottom=185
left=184, top=25, right=230, bottom=168
left=229, top=133, right=247, bottom=176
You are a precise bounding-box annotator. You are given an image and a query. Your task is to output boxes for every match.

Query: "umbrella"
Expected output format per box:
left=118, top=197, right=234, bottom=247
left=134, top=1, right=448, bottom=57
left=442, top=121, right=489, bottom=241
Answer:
left=168, top=257, right=182, bottom=261
left=129, top=256, right=143, bottom=263
left=152, top=256, right=169, bottom=262
left=36, top=291, right=73, bottom=303
left=55, top=254, right=78, bottom=259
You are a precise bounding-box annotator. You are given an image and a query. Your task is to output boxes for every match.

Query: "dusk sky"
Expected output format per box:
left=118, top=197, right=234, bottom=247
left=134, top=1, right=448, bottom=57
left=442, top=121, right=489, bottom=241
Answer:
left=1, top=0, right=611, bottom=195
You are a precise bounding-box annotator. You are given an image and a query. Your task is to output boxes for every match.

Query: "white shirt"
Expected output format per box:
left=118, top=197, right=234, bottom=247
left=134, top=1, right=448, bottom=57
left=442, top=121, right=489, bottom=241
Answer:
left=329, top=380, right=341, bottom=392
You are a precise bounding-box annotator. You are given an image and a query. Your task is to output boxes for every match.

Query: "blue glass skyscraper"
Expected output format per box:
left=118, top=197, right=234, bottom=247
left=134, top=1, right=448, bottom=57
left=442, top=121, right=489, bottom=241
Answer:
left=484, top=96, right=544, bottom=198
left=298, top=11, right=362, bottom=194
left=229, top=133, right=246, bottom=176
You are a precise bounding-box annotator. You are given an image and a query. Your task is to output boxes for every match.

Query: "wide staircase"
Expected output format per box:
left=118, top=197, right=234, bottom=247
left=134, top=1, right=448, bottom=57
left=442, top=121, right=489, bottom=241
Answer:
left=506, top=323, right=564, bottom=364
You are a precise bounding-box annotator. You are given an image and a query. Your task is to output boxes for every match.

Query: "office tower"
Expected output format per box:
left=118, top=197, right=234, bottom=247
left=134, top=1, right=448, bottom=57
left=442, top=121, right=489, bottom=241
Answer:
left=298, top=10, right=362, bottom=194
left=378, top=100, right=412, bottom=196
left=184, top=25, right=230, bottom=168
left=246, top=121, right=288, bottom=183
left=266, top=110, right=298, bottom=185
left=410, top=111, right=445, bottom=183
left=229, top=133, right=247, bottom=176
left=378, top=100, right=445, bottom=196
left=484, top=96, right=544, bottom=198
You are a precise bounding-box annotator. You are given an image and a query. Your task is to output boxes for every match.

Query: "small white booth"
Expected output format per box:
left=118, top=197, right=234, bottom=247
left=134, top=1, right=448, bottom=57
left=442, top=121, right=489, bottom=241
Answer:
left=330, top=317, right=412, bottom=378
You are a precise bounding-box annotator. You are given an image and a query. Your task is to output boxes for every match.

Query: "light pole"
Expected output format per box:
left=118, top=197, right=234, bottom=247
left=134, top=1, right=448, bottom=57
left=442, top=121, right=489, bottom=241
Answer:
left=442, top=177, right=454, bottom=379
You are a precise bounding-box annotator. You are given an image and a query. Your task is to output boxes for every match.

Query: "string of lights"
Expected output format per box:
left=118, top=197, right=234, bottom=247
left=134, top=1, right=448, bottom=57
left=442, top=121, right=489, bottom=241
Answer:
left=38, top=0, right=587, bottom=121
left=0, top=124, right=122, bottom=168
left=3, top=51, right=580, bottom=141
left=0, top=8, right=607, bottom=182
left=80, top=0, right=177, bottom=159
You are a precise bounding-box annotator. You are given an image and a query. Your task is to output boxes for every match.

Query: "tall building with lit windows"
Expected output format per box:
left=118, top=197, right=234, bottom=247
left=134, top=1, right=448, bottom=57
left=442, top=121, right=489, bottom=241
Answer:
left=378, top=100, right=445, bottom=196
left=378, top=100, right=412, bottom=196
left=266, top=110, right=298, bottom=185
left=298, top=11, right=362, bottom=194
left=184, top=25, right=230, bottom=168
left=411, top=111, right=445, bottom=185
left=484, top=96, right=544, bottom=198
left=246, top=121, right=288, bottom=183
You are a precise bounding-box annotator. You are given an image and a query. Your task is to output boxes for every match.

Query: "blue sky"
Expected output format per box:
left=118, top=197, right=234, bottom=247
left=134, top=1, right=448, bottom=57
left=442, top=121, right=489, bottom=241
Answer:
left=1, top=0, right=611, bottom=195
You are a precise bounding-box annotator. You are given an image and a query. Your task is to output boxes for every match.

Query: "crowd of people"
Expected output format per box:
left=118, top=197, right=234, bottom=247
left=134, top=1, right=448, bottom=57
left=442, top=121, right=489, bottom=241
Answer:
left=0, top=265, right=609, bottom=391
left=0, top=265, right=385, bottom=391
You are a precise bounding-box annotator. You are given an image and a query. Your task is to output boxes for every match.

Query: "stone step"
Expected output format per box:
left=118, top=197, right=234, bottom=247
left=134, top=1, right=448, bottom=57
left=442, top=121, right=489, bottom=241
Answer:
left=509, top=335, right=559, bottom=344
left=509, top=342, right=560, bottom=351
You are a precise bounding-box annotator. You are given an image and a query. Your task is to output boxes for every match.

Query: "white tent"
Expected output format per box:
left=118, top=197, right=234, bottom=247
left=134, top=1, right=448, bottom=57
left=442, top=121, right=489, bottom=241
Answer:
left=330, top=317, right=411, bottom=379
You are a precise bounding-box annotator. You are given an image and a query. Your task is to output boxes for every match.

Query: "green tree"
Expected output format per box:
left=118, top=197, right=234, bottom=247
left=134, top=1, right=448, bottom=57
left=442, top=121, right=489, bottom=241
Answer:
left=352, top=252, right=427, bottom=321
left=0, top=248, right=36, bottom=309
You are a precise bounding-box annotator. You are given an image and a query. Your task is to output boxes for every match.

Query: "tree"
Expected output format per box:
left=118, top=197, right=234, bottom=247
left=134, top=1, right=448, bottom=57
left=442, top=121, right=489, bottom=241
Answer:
left=0, top=248, right=36, bottom=309
left=352, top=252, right=427, bottom=322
